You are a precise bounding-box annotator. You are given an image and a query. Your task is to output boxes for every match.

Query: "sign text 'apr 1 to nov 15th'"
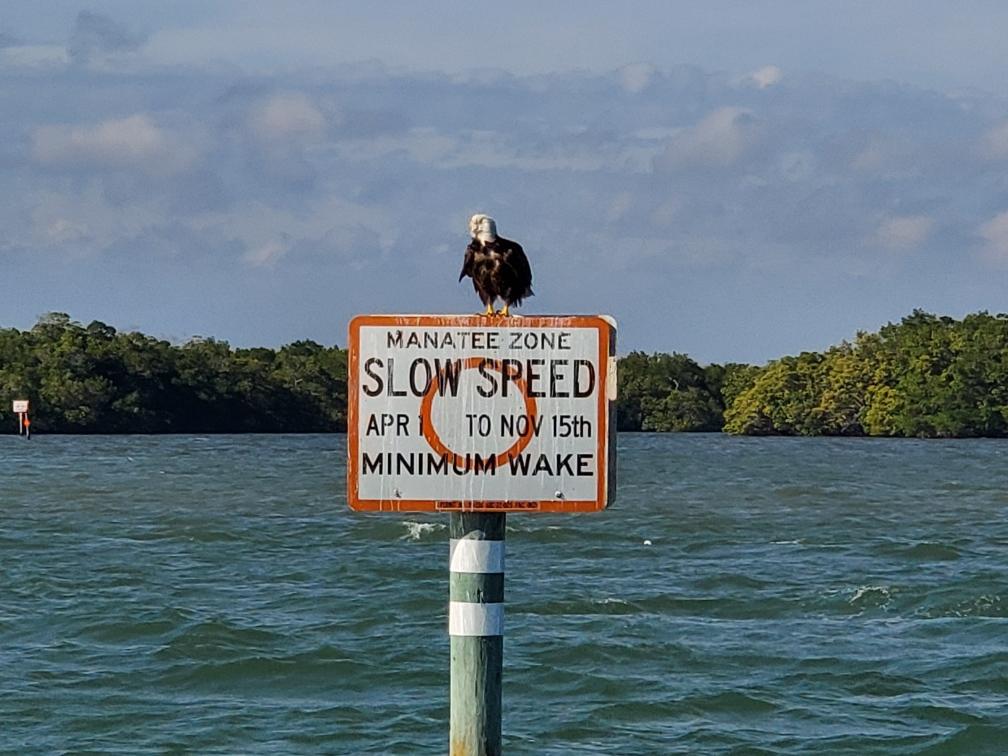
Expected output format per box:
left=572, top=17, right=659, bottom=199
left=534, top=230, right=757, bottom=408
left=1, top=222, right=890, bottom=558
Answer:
left=347, top=315, right=616, bottom=513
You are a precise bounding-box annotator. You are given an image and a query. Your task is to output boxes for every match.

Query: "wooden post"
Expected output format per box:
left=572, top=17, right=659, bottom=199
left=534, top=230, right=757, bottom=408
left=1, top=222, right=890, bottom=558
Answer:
left=449, top=512, right=505, bottom=756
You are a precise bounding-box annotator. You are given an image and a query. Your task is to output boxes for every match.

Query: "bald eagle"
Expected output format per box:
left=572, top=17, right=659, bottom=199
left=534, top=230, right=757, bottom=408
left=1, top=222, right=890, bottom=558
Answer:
left=459, top=214, right=534, bottom=317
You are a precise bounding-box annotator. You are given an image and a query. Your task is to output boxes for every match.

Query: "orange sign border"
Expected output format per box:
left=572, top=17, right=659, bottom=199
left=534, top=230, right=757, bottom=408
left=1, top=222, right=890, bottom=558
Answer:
left=347, top=314, right=615, bottom=513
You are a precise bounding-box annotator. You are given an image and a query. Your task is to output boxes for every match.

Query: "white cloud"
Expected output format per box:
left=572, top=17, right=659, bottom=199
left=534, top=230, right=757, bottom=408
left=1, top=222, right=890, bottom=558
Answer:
left=980, top=120, right=1008, bottom=159
left=650, top=197, right=686, bottom=228
left=979, top=210, right=1008, bottom=262
left=30, top=114, right=198, bottom=176
left=0, top=44, right=69, bottom=68
left=244, top=237, right=292, bottom=267
left=875, top=215, right=934, bottom=250
left=653, top=107, right=762, bottom=171
left=618, top=63, right=656, bottom=93
left=249, top=92, right=327, bottom=142
left=193, top=196, right=397, bottom=268
left=600, top=232, right=740, bottom=269
left=775, top=150, right=815, bottom=182
left=851, top=136, right=888, bottom=172
left=745, top=65, right=783, bottom=89
left=26, top=185, right=165, bottom=254
left=850, top=134, right=919, bottom=178
left=605, top=192, right=634, bottom=222
left=68, top=10, right=145, bottom=65
left=43, top=217, right=90, bottom=245
left=332, top=127, right=640, bottom=172
left=6, top=51, right=1008, bottom=360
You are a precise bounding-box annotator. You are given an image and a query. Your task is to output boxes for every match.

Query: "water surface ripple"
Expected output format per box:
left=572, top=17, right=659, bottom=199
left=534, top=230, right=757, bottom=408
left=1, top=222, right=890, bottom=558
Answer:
left=1, top=434, right=1006, bottom=753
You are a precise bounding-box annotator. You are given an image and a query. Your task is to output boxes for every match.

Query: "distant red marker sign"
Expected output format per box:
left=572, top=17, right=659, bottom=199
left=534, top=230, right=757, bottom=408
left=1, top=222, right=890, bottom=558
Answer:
left=347, top=314, right=616, bottom=512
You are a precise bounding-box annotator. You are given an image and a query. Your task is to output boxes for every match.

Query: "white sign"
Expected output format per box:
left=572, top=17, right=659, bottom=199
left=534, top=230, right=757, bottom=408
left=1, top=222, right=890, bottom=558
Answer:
left=348, top=314, right=616, bottom=512
left=12, top=400, right=29, bottom=413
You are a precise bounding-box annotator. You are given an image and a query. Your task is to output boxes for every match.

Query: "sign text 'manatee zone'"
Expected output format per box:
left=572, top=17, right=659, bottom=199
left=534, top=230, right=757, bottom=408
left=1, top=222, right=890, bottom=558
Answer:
left=361, top=356, right=596, bottom=399
left=387, top=329, right=573, bottom=351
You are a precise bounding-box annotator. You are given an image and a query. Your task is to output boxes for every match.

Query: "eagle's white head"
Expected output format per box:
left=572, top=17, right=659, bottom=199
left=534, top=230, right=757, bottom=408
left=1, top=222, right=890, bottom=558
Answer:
left=469, top=213, right=497, bottom=243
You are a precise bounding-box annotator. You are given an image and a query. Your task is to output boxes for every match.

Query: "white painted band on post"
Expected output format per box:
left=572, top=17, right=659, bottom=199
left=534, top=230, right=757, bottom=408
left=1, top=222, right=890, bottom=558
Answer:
left=449, top=538, right=505, bottom=574
left=449, top=601, right=504, bottom=636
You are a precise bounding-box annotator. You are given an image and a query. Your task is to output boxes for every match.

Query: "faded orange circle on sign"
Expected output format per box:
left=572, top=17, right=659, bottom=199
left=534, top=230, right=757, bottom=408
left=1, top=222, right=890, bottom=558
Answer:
left=419, top=356, right=538, bottom=471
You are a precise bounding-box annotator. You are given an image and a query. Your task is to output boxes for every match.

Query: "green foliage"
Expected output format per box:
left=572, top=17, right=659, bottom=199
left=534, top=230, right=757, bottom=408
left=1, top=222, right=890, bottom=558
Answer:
left=6, top=309, right=1008, bottom=437
left=724, top=310, right=1008, bottom=438
left=1, top=313, right=347, bottom=433
left=616, top=351, right=727, bottom=432
left=715, top=363, right=762, bottom=412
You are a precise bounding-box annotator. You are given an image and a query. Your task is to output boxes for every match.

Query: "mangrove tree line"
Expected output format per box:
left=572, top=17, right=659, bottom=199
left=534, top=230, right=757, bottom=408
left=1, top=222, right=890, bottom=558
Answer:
left=0, top=313, right=347, bottom=433
left=4, top=310, right=1008, bottom=436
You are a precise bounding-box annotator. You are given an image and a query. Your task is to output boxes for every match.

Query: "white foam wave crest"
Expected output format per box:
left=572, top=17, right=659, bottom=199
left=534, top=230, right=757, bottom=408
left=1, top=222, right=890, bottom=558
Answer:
left=594, top=597, right=630, bottom=606
left=849, top=584, right=891, bottom=605
left=399, top=521, right=446, bottom=541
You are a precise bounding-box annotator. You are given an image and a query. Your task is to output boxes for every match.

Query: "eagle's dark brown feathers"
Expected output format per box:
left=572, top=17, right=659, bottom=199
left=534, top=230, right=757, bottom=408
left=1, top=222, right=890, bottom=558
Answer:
left=459, top=215, right=533, bottom=315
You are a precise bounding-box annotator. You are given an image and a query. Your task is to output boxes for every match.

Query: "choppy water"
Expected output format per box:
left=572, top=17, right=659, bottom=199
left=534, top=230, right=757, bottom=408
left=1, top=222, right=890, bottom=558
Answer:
left=2, top=434, right=1007, bottom=754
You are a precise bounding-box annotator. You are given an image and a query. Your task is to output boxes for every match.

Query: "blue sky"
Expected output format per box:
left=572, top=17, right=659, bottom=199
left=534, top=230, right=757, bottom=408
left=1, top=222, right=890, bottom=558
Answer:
left=3, top=2, right=1008, bottom=363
